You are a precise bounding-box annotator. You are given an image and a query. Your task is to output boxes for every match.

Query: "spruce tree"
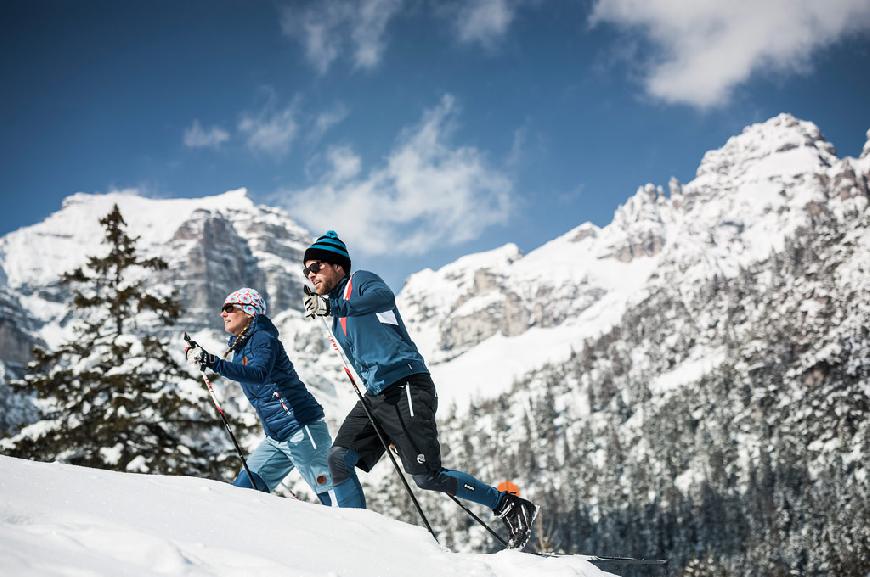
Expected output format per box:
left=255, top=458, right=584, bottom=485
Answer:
left=6, top=204, right=248, bottom=477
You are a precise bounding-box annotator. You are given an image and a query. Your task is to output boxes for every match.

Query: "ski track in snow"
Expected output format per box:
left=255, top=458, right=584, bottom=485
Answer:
left=0, top=456, right=610, bottom=577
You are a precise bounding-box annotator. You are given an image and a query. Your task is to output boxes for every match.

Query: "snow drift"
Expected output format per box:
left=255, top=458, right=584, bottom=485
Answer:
left=0, top=455, right=611, bottom=577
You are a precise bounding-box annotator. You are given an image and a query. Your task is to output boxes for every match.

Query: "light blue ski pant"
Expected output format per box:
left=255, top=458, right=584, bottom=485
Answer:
left=233, top=419, right=335, bottom=504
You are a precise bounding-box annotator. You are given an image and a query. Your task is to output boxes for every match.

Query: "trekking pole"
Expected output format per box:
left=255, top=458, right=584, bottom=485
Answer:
left=315, top=317, right=439, bottom=544
left=183, top=333, right=264, bottom=492
left=447, top=494, right=509, bottom=547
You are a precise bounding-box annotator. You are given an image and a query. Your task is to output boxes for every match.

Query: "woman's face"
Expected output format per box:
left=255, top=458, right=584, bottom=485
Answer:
left=220, top=304, right=251, bottom=336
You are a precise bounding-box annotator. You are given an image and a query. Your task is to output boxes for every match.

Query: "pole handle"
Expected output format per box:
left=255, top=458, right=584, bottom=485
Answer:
left=184, top=331, right=259, bottom=492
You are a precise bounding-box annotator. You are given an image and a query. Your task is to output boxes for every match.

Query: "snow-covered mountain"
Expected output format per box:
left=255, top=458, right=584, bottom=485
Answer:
left=0, top=455, right=610, bottom=577
left=401, top=113, right=869, bottom=409
left=1, top=113, right=867, bottom=422
left=0, top=188, right=311, bottom=343
left=0, top=113, right=867, bottom=572
left=1, top=115, right=866, bottom=414
left=0, top=188, right=351, bottom=433
left=408, top=115, right=868, bottom=571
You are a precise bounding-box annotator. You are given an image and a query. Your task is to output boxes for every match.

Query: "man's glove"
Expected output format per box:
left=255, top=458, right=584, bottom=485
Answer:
left=303, top=285, right=331, bottom=318
left=185, top=345, right=217, bottom=371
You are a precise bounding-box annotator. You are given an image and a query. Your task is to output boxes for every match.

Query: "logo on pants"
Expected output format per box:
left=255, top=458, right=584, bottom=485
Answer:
left=417, top=453, right=426, bottom=464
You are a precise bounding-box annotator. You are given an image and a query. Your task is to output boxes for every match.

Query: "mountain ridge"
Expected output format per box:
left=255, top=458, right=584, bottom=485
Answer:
left=1, top=113, right=867, bottom=417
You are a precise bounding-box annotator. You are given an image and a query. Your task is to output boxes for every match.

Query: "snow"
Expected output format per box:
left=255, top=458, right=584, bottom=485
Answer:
left=431, top=286, right=649, bottom=411
left=452, top=291, right=507, bottom=317
left=649, top=349, right=727, bottom=396
left=0, top=455, right=611, bottom=577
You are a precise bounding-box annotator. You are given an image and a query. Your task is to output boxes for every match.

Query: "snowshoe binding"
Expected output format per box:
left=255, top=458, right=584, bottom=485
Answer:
left=494, top=492, right=539, bottom=549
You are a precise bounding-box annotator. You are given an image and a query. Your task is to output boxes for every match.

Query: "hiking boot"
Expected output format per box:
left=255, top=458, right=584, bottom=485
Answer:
left=494, top=492, right=539, bottom=549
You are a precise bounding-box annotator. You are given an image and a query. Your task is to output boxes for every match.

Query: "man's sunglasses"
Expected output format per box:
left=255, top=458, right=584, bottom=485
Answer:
left=303, top=261, right=328, bottom=276
left=221, top=303, right=243, bottom=313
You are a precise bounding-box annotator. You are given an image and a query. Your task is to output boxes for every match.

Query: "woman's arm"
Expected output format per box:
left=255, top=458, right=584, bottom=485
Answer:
left=211, top=332, right=276, bottom=384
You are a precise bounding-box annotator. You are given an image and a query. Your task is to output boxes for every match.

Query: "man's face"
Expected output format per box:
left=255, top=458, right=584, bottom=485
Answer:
left=220, top=304, right=251, bottom=336
left=305, top=260, right=344, bottom=295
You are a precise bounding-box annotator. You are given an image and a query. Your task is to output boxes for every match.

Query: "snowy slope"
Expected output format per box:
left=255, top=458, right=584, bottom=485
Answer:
left=0, top=455, right=610, bottom=577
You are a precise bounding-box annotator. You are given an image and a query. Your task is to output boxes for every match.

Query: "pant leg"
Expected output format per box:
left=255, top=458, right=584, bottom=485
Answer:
left=412, top=468, right=503, bottom=509
left=329, top=399, right=389, bottom=509
left=233, top=469, right=271, bottom=492
left=328, top=446, right=366, bottom=508
left=380, top=374, right=503, bottom=509
left=236, top=436, right=294, bottom=492
left=284, top=420, right=335, bottom=498
left=332, top=398, right=388, bottom=472
left=372, top=375, right=442, bottom=476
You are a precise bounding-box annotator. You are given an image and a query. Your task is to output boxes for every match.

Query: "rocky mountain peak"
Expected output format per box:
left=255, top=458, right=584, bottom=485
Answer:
left=694, top=113, right=837, bottom=187
left=0, top=189, right=313, bottom=352
left=601, top=183, right=670, bottom=262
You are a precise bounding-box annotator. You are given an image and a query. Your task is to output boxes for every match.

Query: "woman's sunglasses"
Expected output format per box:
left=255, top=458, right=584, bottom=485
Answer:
left=303, top=261, right=328, bottom=276
left=221, top=303, right=243, bottom=314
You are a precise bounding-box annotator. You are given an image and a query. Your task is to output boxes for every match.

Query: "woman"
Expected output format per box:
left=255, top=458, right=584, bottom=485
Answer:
left=186, top=287, right=335, bottom=504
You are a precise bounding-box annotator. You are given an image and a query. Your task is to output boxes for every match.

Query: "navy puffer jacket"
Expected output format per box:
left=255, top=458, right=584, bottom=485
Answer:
left=210, top=315, right=324, bottom=441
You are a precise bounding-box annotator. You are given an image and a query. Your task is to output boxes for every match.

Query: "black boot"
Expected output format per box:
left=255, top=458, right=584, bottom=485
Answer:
left=493, top=492, right=539, bottom=549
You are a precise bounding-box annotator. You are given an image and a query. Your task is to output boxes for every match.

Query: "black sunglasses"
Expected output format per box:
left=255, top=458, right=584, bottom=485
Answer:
left=303, top=261, right=328, bottom=276
left=221, top=303, right=243, bottom=313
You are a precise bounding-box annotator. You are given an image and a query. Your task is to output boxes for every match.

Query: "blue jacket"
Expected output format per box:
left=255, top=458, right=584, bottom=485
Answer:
left=328, top=270, right=428, bottom=395
left=210, top=315, right=324, bottom=441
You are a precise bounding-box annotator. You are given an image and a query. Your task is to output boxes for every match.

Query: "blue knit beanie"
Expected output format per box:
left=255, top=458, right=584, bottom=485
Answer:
left=304, top=230, right=351, bottom=272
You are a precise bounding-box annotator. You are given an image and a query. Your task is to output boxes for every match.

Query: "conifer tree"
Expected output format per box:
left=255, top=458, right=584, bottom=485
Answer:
left=6, top=204, right=248, bottom=477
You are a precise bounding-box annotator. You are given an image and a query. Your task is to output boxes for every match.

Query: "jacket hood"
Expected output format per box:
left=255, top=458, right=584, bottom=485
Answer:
left=252, top=314, right=278, bottom=337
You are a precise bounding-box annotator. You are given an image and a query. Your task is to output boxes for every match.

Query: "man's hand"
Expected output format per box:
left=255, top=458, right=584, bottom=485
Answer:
left=303, top=285, right=330, bottom=318
left=186, top=345, right=216, bottom=371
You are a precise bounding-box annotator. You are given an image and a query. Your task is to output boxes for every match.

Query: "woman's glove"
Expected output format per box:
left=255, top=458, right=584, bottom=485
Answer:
left=185, top=345, right=217, bottom=371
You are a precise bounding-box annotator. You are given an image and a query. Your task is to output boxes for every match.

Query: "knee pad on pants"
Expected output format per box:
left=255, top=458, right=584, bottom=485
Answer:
left=328, top=446, right=359, bottom=485
left=412, top=471, right=458, bottom=495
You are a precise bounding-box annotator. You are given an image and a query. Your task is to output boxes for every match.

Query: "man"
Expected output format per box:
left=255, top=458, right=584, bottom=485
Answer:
left=186, top=288, right=335, bottom=504
left=302, top=230, right=538, bottom=548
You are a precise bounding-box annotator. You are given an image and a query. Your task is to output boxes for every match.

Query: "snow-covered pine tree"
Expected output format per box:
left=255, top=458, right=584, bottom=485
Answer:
left=5, top=204, right=250, bottom=477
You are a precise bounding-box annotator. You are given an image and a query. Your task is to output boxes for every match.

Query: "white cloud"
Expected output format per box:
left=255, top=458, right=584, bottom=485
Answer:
left=453, top=0, right=517, bottom=48
left=183, top=120, right=230, bottom=149
left=281, top=95, right=512, bottom=255
left=590, top=0, right=870, bottom=108
left=281, top=0, right=403, bottom=74
left=238, top=98, right=299, bottom=157
left=320, top=145, right=363, bottom=182
left=309, top=103, right=349, bottom=143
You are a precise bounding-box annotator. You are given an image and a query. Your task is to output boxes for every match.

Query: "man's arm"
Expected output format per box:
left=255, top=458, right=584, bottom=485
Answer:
left=329, top=272, right=395, bottom=317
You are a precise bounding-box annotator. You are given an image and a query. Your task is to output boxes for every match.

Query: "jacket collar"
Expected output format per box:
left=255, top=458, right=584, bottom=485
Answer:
left=227, top=314, right=273, bottom=348
left=328, top=273, right=351, bottom=300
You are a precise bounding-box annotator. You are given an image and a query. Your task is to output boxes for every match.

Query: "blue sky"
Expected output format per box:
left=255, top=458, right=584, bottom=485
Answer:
left=3, top=0, right=870, bottom=289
